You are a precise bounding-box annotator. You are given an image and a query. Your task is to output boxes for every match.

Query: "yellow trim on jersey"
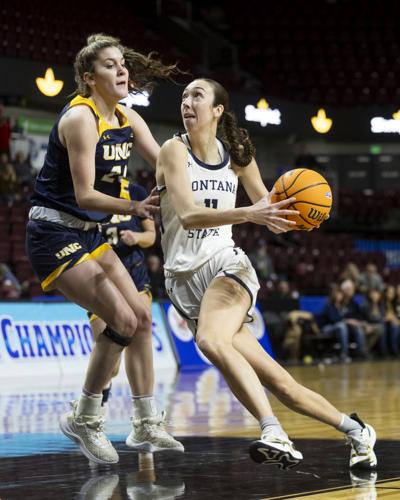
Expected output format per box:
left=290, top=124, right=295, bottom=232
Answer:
left=120, top=178, right=131, bottom=199
left=140, top=289, right=152, bottom=300
left=41, top=259, right=73, bottom=291
left=69, top=96, right=130, bottom=138
left=91, top=242, right=112, bottom=259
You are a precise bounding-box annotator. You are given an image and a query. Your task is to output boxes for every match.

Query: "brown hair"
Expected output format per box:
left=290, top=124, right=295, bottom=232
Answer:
left=201, top=78, right=255, bottom=167
left=74, top=33, right=183, bottom=97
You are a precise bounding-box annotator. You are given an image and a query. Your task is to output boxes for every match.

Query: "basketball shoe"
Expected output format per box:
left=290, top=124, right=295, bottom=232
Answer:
left=60, top=400, right=119, bottom=465
left=249, top=431, right=303, bottom=469
left=346, top=413, right=377, bottom=470
left=125, top=411, right=184, bottom=453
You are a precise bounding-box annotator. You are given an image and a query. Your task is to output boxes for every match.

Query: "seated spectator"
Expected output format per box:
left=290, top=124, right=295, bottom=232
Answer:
left=383, top=285, right=400, bottom=356
left=147, top=254, right=167, bottom=299
left=12, top=151, right=34, bottom=195
left=0, top=158, right=18, bottom=205
left=340, top=279, right=369, bottom=359
left=338, top=262, right=361, bottom=288
left=262, top=279, right=300, bottom=360
left=283, top=309, right=319, bottom=363
left=357, top=263, right=384, bottom=294
left=0, top=263, right=21, bottom=299
left=265, top=279, right=319, bottom=363
left=317, top=285, right=352, bottom=363
left=361, top=288, right=386, bottom=356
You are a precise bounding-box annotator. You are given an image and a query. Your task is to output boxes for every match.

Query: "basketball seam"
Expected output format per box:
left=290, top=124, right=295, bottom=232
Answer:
left=292, top=201, right=332, bottom=209
left=281, top=169, right=308, bottom=195
left=288, top=182, right=331, bottom=199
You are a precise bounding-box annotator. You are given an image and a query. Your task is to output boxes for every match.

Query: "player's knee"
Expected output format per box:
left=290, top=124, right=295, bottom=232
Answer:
left=113, top=311, right=138, bottom=338
left=136, top=306, right=152, bottom=334
left=196, top=335, right=231, bottom=362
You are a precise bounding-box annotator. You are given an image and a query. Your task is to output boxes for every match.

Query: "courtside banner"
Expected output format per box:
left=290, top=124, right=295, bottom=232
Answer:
left=0, top=302, right=177, bottom=378
left=162, top=302, right=274, bottom=369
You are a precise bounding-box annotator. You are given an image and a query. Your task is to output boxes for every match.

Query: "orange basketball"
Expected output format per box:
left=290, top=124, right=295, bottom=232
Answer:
left=271, top=168, right=333, bottom=230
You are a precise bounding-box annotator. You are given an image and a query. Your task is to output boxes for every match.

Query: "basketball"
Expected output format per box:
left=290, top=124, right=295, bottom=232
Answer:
left=271, top=168, right=333, bottom=230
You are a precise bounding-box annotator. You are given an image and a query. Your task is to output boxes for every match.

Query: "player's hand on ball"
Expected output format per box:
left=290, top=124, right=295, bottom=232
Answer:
left=248, top=188, right=299, bottom=233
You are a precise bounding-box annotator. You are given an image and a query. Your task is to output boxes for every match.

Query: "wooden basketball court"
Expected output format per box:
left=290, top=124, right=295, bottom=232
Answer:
left=0, top=360, right=399, bottom=499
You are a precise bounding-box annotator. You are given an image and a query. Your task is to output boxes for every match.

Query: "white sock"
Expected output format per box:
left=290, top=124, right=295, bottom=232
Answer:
left=337, top=413, right=363, bottom=433
left=259, top=415, right=288, bottom=439
left=77, top=392, right=102, bottom=416
left=132, top=395, right=158, bottom=419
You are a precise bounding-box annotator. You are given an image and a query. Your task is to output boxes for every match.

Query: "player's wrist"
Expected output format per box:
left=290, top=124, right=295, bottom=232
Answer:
left=129, top=200, right=139, bottom=214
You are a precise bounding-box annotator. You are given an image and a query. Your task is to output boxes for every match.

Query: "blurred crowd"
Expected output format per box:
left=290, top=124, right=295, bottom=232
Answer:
left=260, top=260, right=400, bottom=365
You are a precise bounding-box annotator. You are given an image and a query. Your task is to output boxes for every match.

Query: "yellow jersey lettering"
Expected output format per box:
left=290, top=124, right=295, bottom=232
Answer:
left=55, top=243, right=82, bottom=260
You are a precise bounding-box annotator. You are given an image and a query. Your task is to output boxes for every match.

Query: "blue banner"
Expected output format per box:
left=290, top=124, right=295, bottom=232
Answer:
left=0, top=302, right=177, bottom=378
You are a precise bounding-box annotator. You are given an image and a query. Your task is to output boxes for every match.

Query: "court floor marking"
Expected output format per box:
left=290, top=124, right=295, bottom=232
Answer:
left=263, top=476, right=400, bottom=499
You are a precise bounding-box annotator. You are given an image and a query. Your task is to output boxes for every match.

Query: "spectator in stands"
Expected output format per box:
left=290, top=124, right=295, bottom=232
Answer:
left=395, top=285, right=400, bottom=319
left=0, top=263, right=21, bottom=299
left=383, top=285, right=400, bottom=356
left=317, top=285, right=352, bottom=363
left=357, top=263, right=384, bottom=294
left=147, top=254, right=167, bottom=299
left=0, top=156, right=18, bottom=205
left=361, top=288, right=386, bottom=356
left=12, top=151, right=34, bottom=194
left=339, top=262, right=361, bottom=288
left=264, top=278, right=316, bottom=363
left=340, top=279, right=368, bottom=359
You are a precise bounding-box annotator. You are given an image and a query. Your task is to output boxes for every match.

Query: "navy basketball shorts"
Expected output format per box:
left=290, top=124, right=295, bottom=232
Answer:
left=128, top=260, right=152, bottom=296
left=26, top=220, right=111, bottom=291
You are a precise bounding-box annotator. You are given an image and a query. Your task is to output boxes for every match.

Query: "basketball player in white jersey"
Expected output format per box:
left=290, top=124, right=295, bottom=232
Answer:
left=155, top=78, right=377, bottom=470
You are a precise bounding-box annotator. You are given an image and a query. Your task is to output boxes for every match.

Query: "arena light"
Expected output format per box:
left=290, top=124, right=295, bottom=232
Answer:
left=35, top=68, right=64, bottom=97
left=244, top=98, right=281, bottom=127
left=370, top=110, right=400, bottom=134
left=311, top=109, right=332, bottom=134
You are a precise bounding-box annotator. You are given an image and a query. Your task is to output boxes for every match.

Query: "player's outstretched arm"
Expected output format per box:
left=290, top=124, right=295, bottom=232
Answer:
left=159, top=139, right=297, bottom=230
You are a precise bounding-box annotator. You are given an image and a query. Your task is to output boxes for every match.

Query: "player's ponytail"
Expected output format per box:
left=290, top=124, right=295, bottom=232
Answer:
left=74, top=33, right=185, bottom=97
left=202, top=78, right=256, bottom=167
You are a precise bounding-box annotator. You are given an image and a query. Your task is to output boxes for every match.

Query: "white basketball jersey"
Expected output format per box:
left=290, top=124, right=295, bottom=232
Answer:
left=160, top=133, right=238, bottom=274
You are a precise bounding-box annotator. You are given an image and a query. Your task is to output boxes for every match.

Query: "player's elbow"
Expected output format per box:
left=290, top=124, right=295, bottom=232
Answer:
left=179, top=214, right=193, bottom=230
left=75, top=191, right=94, bottom=210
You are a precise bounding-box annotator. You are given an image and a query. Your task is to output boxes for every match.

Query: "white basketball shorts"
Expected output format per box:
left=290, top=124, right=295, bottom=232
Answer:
left=165, top=246, right=260, bottom=335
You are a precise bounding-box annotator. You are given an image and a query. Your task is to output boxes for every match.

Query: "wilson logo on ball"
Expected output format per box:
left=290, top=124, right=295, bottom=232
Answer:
left=307, top=208, right=326, bottom=222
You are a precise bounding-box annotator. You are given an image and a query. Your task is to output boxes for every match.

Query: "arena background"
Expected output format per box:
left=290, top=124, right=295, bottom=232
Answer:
left=0, top=1, right=399, bottom=499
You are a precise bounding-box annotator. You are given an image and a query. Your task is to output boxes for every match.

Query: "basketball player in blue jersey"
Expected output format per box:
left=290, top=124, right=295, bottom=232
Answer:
left=156, top=78, right=377, bottom=470
left=26, top=34, right=183, bottom=464
left=89, top=181, right=155, bottom=409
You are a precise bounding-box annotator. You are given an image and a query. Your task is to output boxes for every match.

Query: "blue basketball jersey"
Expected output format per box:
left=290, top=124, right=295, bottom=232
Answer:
left=100, top=183, right=148, bottom=268
left=31, top=95, right=133, bottom=222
